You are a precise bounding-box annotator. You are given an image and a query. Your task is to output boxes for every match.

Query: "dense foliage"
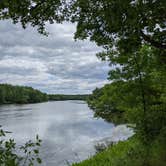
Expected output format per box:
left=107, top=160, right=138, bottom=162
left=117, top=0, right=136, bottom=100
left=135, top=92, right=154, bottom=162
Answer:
left=86, top=44, right=166, bottom=165
left=88, top=81, right=128, bottom=124
left=0, top=127, right=42, bottom=166
left=0, top=84, right=48, bottom=104
left=49, top=94, right=89, bottom=101
left=68, top=0, right=166, bottom=55
left=88, top=45, right=166, bottom=141
left=0, top=84, right=89, bottom=104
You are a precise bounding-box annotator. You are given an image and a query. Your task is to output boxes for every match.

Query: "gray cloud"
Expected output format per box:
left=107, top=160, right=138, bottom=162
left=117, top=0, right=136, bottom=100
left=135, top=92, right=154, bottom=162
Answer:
left=0, top=20, right=109, bottom=94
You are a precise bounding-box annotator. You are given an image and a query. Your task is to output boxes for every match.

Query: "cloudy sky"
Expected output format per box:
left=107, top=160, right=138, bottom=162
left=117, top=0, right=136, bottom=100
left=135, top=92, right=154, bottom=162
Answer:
left=0, top=20, right=110, bottom=94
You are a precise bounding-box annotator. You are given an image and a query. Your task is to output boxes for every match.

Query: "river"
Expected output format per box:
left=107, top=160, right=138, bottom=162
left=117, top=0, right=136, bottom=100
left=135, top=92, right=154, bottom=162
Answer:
left=0, top=101, right=133, bottom=166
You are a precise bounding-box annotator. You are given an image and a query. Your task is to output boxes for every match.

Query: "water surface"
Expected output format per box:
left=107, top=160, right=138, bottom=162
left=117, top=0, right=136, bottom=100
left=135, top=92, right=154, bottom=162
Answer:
left=0, top=101, right=132, bottom=166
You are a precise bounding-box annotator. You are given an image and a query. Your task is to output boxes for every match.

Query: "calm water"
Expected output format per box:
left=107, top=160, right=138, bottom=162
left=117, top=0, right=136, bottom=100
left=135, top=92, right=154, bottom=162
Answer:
left=0, top=101, right=133, bottom=166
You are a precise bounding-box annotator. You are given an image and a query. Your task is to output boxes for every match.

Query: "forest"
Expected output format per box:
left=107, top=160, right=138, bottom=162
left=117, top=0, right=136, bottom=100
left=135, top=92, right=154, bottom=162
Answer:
left=49, top=94, right=89, bottom=101
left=0, top=84, right=48, bottom=104
left=0, top=84, right=89, bottom=104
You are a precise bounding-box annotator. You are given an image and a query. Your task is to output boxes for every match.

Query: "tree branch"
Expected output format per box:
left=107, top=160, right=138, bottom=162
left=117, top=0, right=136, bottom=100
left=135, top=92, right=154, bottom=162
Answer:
left=30, top=0, right=46, bottom=12
left=140, top=31, right=166, bottom=50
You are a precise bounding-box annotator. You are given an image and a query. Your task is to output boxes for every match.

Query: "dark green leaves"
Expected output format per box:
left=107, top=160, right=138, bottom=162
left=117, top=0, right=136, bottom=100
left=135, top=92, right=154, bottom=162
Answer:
left=88, top=45, right=166, bottom=143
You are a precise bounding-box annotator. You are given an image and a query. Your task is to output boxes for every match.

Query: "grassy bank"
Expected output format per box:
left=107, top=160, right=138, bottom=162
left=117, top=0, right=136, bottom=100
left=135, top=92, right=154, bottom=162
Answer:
left=72, top=134, right=166, bottom=166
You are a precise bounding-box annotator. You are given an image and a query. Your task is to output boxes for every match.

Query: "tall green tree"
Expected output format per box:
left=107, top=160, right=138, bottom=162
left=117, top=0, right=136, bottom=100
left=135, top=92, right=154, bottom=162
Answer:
left=88, top=45, right=166, bottom=142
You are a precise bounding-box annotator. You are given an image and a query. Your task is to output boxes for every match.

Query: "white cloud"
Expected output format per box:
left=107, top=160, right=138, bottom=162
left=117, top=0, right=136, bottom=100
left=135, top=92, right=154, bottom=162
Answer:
left=0, top=20, right=110, bottom=94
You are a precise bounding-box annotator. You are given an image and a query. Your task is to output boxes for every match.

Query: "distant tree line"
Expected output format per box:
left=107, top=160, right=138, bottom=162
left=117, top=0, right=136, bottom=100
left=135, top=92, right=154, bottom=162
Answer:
left=0, top=84, right=48, bottom=104
left=48, top=94, right=89, bottom=101
left=0, top=84, right=89, bottom=104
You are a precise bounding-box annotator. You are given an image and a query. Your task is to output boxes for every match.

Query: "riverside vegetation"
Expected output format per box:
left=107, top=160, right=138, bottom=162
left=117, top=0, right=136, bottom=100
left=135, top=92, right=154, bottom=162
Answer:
left=0, top=84, right=88, bottom=104
left=0, top=0, right=166, bottom=166
left=0, top=126, right=42, bottom=166
left=0, top=84, right=48, bottom=104
left=74, top=45, right=166, bottom=166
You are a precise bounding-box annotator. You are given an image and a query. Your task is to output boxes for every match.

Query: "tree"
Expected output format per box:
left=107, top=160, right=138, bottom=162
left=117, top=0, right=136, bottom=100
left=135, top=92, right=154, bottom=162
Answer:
left=88, top=81, right=129, bottom=124
left=0, top=0, right=165, bottom=52
left=0, top=0, right=64, bottom=35
left=68, top=0, right=166, bottom=52
left=88, top=45, right=166, bottom=143
left=0, top=88, right=6, bottom=104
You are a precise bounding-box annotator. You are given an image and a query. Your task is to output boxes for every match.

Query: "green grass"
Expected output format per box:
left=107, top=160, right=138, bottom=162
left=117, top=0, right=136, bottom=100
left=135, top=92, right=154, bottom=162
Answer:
left=72, top=135, right=166, bottom=166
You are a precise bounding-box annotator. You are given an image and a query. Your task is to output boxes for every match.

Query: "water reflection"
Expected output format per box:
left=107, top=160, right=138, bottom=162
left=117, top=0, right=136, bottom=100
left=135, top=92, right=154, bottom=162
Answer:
left=0, top=101, right=133, bottom=166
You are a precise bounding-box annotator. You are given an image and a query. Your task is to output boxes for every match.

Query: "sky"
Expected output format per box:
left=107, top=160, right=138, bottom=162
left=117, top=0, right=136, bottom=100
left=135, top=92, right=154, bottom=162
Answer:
left=0, top=20, right=110, bottom=94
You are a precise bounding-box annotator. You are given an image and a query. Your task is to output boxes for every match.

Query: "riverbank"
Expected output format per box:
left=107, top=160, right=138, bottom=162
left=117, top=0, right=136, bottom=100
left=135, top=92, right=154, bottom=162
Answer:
left=72, top=133, right=166, bottom=166
left=72, top=136, right=139, bottom=166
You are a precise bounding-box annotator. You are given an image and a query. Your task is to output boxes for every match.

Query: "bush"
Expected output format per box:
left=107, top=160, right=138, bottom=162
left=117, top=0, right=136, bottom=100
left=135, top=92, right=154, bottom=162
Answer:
left=0, top=127, right=42, bottom=166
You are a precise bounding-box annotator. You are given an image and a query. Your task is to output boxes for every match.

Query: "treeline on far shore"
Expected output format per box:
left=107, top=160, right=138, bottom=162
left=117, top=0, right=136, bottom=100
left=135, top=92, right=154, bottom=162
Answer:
left=48, top=94, right=89, bottom=101
left=0, top=84, right=48, bottom=104
left=0, top=84, right=89, bottom=104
